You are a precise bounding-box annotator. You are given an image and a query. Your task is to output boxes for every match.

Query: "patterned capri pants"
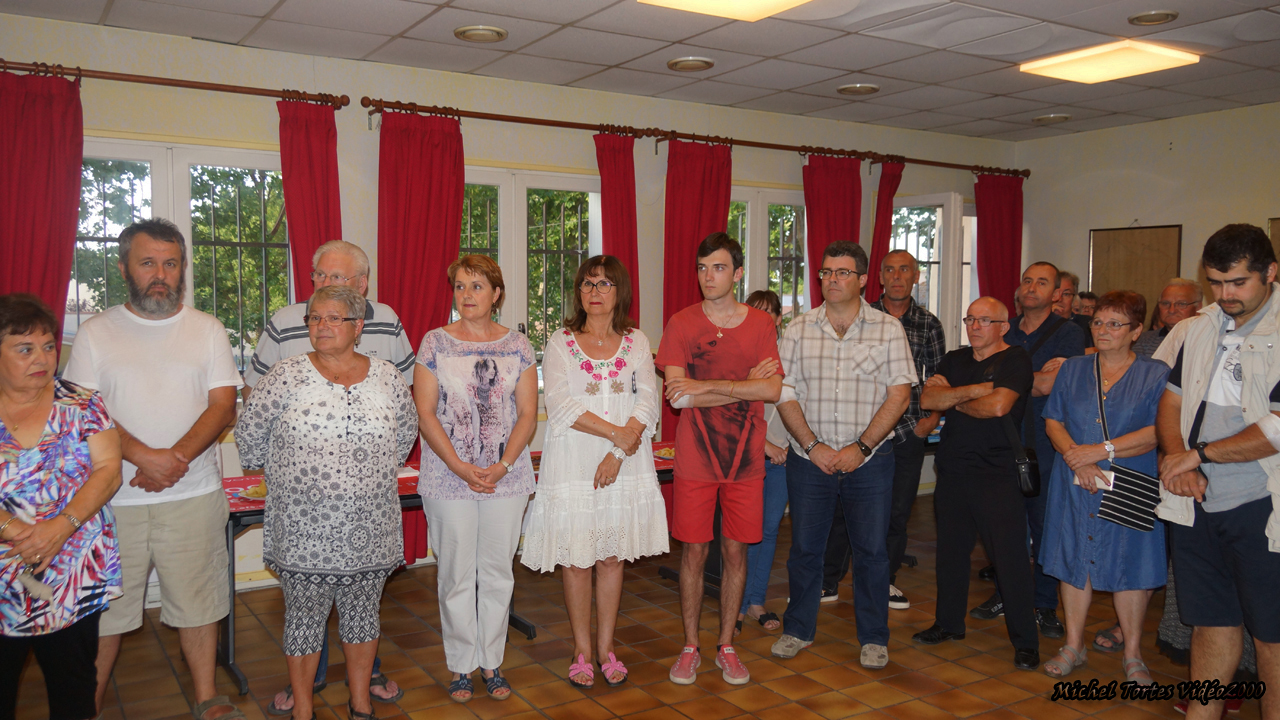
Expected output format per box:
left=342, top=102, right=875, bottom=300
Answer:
left=279, top=574, right=388, bottom=656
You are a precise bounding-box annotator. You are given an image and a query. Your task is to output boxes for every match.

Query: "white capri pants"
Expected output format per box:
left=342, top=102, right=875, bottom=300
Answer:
left=422, top=494, right=529, bottom=674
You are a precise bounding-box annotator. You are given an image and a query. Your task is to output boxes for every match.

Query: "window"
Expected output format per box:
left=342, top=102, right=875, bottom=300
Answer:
left=525, top=188, right=591, bottom=357
left=890, top=206, right=941, bottom=312
left=727, top=201, right=749, bottom=301
left=891, top=192, right=969, bottom=349
left=70, top=159, right=152, bottom=335
left=462, top=184, right=500, bottom=260
left=730, top=188, right=806, bottom=315
left=767, top=203, right=807, bottom=326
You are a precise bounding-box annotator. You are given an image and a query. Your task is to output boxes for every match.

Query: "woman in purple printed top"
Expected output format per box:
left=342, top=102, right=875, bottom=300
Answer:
left=412, top=255, right=538, bottom=705
left=0, top=295, right=123, bottom=720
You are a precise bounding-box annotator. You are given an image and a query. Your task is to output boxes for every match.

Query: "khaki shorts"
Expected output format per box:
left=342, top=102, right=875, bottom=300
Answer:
left=100, top=489, right=230, bottom=635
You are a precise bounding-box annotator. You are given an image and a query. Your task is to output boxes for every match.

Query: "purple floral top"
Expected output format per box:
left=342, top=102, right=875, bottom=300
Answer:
left=0, top=379, right=121, bottom=636
left=415, top=328, right=536, bottom=501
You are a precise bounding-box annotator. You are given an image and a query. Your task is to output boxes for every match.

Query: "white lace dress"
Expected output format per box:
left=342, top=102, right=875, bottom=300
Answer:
left=521, top=328, right=669, bottom=571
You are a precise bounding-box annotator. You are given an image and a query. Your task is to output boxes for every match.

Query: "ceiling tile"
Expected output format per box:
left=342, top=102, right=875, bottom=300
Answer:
left=944, top=95, right=1052, bottom=117
left=575, top=2, right=731, bottom=42
left=684, top=19, right=844, bottom=57
left=774, top=0, right=946, bottom=33
left=1209, top=37, right=1280, bottom=67
left=446, top=0, right=615, bottom=25
left=473, top=54, right=604, bottom=85
left=806, top=102, right=916, bottom=122
left=153, top=0, right=278, bottom=15
left=864, top=85, right=990, bottom=110
left=1130, top=97, right=1247, bottom=118
left=1054, top=113, right=1151, bottom=131
left=1054, top=0, right=1263, bottom=38
left=1011, top=80, right=1144, bottom=104
left=519, top=27, right=669, bottom=66
left=1164, top=67, right=1280, bottom=95
left=569, top=67, right=696, bottom=95
left=365, top=37, right=505, bottom=73
left=270, top=0, right=433, bottom=36
left=711, top=59, right=846, bottom=90
left=792, top=72, right=924, bottom=98
left=733, top=91, right=848, bottom=114
left=864, top=50, right=1009, bottom=83
left=656, top=80, right=776, bottom=105
left=1075, top=87, right=1201, bottom=112
left=241, top=21, right=392, bottom=60
left=950, top=22, right=1114, bottom=62
left=1223, top=84, right=1280, bottom=102
left=622, top=43, right=763, bottom=78
left=0, top=0, right=106, bottom=24
left=1124, top=57, right=1257, bottom=87
left=985, top=125, right=1074, bottom=140
left=997, top=104, right=1109, bottom=122
left=780, top=34, right=932, bottom=71
left=936, top=118, right=1030, bottom=136
left=106, top=0, right=260, bottom=43
left=1142, top=10, right=1280, bottom=53
left=961, top=0, right=1114, bottom=21
left=403, top=8, right=559, bottom=49
left=862, top=4, right=1038, bottom=49
left=872, top=110, right=973, bottom=129
left=940, top=66, right=1064, bottom=94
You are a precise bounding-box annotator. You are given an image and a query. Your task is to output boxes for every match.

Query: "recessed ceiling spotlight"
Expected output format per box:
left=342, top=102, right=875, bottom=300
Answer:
left=667, top=56, right=715, bottom=72
left=837, top=83, right=880, bottom=96
left=1128, top=10, right=1179, bottom=26
left=1033, top=113, right=1072, bottom=125
left=454, top=25, right=508, bottom=43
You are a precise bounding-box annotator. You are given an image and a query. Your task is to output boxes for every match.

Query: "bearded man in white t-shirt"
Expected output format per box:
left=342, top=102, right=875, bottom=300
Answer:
left=65, top=218, right=243, bottom=720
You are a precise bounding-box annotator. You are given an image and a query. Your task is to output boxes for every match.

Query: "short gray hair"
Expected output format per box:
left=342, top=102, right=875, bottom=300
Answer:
left=119, top=218, right=187, bottom=268
left=312, top=240, right=370, bottom=278
left=822, top=241, right=869, bottom=275
left=306, top=284, right=366, bottom=321
left=1165, top=277, right=1204, bottom=303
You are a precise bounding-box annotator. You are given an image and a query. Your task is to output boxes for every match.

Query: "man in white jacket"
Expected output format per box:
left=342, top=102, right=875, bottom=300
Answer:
left=1156, top=223, right=1280, bottom=720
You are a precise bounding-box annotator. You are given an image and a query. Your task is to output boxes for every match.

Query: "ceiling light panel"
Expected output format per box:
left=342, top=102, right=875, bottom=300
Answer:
left=775, top=0, right=945, bottom=33
left=575, top=1, right=732, bottom=41
left=862, top=4, right=1038, bottom=50
left=1020, top=40, right=1199, bottom=83
left=637, top=0, right=816, bottom=23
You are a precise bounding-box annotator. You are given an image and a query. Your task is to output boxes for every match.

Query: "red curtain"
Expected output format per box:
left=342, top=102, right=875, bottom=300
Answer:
left=277, top=101, right=342, bottom=298
left=661, top=139, right=732, bottom=440
left=594, top=133, right=641, bottom=324
left=377, top=113, right=464, bottom=347
left=864, top=162, right=905, bottom=301
left=974, top=173, right=1025, bottom=312
left=802, top=155, right=861, bottom=308
left=0, top=72, right=83, bottom=325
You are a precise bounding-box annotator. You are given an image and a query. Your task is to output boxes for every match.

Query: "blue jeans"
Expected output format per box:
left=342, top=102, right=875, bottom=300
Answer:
left=1027, top=436, right=1060, bottom=610
left=782, top=448, right=894, bottom=645
left=314, top=635, right=382, bottom=685
left=741, top=461, right=790, bottom=612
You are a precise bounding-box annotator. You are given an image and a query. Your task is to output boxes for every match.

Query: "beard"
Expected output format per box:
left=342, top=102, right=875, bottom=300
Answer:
left=125, top=271, right=184, bottom=318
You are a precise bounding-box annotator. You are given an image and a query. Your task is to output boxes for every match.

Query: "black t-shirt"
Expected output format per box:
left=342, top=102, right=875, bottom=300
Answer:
left=935, top=345, right=1034, bottom=471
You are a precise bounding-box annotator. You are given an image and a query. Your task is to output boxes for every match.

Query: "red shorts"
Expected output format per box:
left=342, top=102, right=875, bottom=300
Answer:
left=671, top=476, right=764, bottom=544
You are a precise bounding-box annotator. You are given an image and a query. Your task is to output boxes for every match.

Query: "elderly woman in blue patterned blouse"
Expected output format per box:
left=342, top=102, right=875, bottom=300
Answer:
left=237, top=285, right=417, bottom=720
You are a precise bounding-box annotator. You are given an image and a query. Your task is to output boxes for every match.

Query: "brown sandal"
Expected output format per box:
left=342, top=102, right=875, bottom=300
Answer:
left=192, top=696, right=247, bottom=720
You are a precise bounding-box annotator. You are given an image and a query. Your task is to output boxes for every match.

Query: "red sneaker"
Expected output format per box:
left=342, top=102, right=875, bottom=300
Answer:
left=669, top=646, right=701, bottom=685
left=716, top=646, right=750, bottom=685
left=1174, top=698, right=1243, bottom=715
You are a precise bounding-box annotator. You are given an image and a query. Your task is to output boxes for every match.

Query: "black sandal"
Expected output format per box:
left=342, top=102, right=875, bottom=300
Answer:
left=482, top=668, right=512, bottom=700
left=756, top=611, right=781, bottom=629
left=265, top=684, right=327, bottom=717
left=448, top=674, right=473, bottom=703
left=346, top=674, right=404, bottom=703
left=347, top=701, right=377, bottom=720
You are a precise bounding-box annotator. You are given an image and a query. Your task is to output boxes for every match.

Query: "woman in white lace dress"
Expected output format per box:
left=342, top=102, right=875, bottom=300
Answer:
left=521, top=256, right=668, bottom=689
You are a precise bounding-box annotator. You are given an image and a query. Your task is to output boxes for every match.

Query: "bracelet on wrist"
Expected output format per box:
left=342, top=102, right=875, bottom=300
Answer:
left=804, top=438, right=821, bottom=454
left=0, top=517, right=16, bottom=540
left=61, top=512, right=83, bottom=531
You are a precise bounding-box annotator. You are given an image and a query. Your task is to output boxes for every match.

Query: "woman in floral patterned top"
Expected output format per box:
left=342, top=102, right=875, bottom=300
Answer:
left=0, top=295, right=122, bottom=720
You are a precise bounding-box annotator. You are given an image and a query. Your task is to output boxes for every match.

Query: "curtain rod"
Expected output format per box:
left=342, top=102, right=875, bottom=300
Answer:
left=1, top=59, right=350, bottom=109
left=360, top=96, right=1030, bottom=179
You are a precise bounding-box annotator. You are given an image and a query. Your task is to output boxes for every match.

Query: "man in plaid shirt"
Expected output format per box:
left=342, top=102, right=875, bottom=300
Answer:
left=822, top=250, right=945, bottom=611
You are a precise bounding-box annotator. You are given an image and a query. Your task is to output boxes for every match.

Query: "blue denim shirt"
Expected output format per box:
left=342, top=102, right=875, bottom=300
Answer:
left=1004, top=314, right=1088, bottom=458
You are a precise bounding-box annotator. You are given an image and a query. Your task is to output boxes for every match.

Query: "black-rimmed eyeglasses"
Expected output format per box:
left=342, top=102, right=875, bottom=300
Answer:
left=580, top=280, right=616, bottom=294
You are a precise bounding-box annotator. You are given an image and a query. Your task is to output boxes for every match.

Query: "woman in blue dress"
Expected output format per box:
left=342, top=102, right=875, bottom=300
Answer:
left=1041, top=291, right=1168, bottom=684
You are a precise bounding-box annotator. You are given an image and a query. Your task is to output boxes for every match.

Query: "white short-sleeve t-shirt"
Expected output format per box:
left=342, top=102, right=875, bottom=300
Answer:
left=64, top=304, right=244, bottom=506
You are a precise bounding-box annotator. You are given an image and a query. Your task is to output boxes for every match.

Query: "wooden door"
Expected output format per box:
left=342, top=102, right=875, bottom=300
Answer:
left=1089, top=226, right=1182, bottom=326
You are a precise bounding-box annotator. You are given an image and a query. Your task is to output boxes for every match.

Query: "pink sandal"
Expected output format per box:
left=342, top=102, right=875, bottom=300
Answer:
left=568, top=653, right=594, bottom=689
left=599, top=652, right=628, bottom=687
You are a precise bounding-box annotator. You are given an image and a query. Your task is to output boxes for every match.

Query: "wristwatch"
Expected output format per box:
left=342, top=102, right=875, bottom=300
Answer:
left=500, top=459, right=514, bottom=472
left=609, top=447, right=626, bottom=461
left=856, top=439, right=873, bottom=457
left=1194, top=441, right=1211, bottom=464
left=1103, top=441, right=1115, bottom=462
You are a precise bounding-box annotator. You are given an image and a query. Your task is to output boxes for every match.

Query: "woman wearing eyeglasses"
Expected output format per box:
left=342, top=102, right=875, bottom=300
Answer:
left=521, top=256, right=667, bottom=689
left=1038, top=291, right=1169, bottom=685
left=236, top=284, right=418, bottom=720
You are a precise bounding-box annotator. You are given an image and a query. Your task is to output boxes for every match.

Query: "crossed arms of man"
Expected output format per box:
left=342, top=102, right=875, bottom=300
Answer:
left=663, top=357, right=783, bottom=407
left=920, top=375, right=1019, bottom=419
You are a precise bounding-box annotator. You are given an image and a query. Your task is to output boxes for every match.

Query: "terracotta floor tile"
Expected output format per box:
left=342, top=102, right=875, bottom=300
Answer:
left=881, top=698, right=963, bottom=720
left=962, top=678, right=1035, bottom=705
left=407, top=704, right=482, bottom=720
left=516, top=679, right=585, bottom=708
left=841, top=682, right=915, bottom=709
left=503, top=663, right=558, bottom=689
left=719, top=685, right=788, bottom=712
left=541, top=698, right=615, bottom=720
left=1009, top=695, right=1086, bottom=720
left=797, top=691, right=874, bottom=719
left=395, top=684, right=453, bottom=712
left=764, top=674, right=831, bottom=700
left=119, top=693, right=193, bottom=720
left=754, top=704, right=831, bottom=720
left=807, top=664, right=874, bottom=691
left=672, top=695, right=744, bottom=720
left=922, top=689, right=999, bottom=717
left=996, top=669, right=1062, bottom=695
left=467, top=694, right=536, bottom=719
left=879, top=671, right=954, bottom=698
left=595, top=687, right=664, bottom=716
left=624, top=708, right=690, bottom=720
left=643, top=681, right=710, bottom=705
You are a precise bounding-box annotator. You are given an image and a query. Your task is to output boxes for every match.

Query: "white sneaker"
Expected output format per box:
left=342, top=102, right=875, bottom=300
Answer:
left=820, top=587, right=839, bottom=603
left=888, top=584, right=909, bottom=610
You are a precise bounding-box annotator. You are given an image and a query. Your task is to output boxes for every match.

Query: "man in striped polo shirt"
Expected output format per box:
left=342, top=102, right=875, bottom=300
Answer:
left=243, top=239, right=415, bottom=714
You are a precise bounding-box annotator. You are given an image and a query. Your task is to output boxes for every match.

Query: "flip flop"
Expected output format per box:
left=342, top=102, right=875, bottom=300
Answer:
left=346, top=674, right=404, bottom=703
left=756, top=611, right=781, bottom=630
left=1093, top=625, right=1125, bottom=654
left=266, top=682, right=328, bottom=716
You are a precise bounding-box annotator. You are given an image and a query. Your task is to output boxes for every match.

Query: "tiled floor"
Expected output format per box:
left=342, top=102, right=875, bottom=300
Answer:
left=13, top=503, right=1262, bottom=720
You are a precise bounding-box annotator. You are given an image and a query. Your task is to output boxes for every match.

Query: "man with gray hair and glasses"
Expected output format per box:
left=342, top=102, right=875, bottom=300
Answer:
left=1133, top=278, right=1204, bottom=358
left=65, top=218, right=244, bottom=720
left=244, top=239, right=415, bottom=713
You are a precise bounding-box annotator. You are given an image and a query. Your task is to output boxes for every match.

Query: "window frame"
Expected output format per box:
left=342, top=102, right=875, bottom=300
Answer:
left=892, top=192, right=965, bottom=349
left=731, top=187, right=807, bottom=309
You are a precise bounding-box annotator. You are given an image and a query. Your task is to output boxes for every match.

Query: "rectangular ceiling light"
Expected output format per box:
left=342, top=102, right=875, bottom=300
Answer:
left=637, top=0, right=814, bottom=22
left=1020, top=40, right=1198, bottom=84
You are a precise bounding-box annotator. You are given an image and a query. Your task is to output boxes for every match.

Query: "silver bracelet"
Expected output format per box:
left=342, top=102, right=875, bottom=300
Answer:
left=804, top=438, right=821, bottom=454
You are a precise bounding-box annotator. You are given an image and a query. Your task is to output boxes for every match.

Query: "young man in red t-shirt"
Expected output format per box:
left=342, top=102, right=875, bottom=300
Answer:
left=655, top=233, right=783, bottom=686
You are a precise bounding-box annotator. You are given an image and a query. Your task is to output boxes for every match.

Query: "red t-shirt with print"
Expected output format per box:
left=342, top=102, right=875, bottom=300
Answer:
left=655, top=303, right=782, bottom=484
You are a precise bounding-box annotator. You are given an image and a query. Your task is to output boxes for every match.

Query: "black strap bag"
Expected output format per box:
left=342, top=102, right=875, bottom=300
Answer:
left=1093, top=354, right=1161, bottom=532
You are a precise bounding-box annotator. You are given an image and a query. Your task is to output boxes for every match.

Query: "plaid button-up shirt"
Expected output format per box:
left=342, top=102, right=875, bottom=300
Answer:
left=779, top=302, right=918, bottom=458
left=870, top=296, right=945, bottom=439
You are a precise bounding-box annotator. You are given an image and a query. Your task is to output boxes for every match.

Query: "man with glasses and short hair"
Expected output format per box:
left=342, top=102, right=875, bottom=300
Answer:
left=1133, top=278, right=1204, bottom=358
left=913, top=297, right=1040, bottom=670
left=770, top=241, right=915, bottom=670
left=243, top=240, right=414, bottom=713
